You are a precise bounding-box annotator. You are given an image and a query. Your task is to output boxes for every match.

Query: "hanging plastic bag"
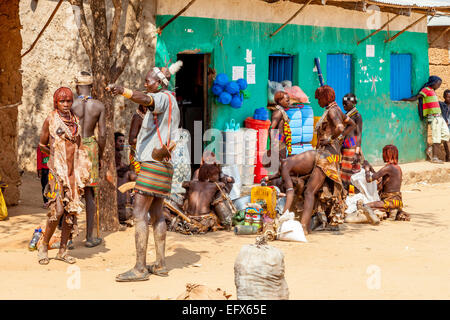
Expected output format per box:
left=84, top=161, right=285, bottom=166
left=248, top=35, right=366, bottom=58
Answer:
left=268, top=80, right=285, bottom=104
left=170, top=129, right=191, bottom=194
left=284, top=86, right=310, bottom=103
left=277, top=211, right=307, bottom=242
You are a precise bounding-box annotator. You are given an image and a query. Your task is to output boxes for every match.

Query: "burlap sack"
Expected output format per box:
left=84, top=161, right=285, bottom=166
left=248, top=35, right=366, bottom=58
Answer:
left=234, top=242, right=289, bottom=300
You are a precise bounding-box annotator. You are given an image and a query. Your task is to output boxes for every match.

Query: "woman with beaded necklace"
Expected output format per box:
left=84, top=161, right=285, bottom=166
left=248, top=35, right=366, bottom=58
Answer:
left=37, top=87, right=90, bottom=265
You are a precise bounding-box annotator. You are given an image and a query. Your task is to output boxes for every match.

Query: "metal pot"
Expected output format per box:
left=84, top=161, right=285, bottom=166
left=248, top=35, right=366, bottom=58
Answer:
left=233, top=195, right=251, bottom=212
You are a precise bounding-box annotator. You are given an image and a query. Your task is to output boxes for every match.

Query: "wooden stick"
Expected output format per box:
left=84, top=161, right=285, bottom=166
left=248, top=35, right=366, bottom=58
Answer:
left=357, top=14, right=400, bottom=45
left=118, top=181, right=136, bottom=193
left=384, top=14, right=428, bottom=43
left=0, top=102, right=22, bottom=110
left=429, top=26, right=450, bottom=46
left=96, top=191, right=100, bottom=238
left=164, top=200, right=191, bottom=223
left=21, top=0, right=64, bottom=58
left=269, top=0, right=312, bottom=38
left=157, top=0, right=198, bottom=35
left=214, top=182, right=237, bottom=214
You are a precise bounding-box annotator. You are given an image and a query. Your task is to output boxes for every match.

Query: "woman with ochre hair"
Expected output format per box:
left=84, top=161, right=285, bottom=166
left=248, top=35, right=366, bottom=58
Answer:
left=37, top=87, right=90, bottom=265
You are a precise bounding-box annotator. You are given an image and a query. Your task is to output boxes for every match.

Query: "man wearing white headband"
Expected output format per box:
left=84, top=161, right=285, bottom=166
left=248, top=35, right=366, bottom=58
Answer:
left=72, top=71, right=106, bottom=248
left=340, top=92, right=363, bottom=191
left=107, top=61, right=182, bottom=282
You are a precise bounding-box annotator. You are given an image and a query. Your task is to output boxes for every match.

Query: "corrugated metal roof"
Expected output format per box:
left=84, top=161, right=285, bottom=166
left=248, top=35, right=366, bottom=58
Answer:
left=371, top=0, right=450, bottom=8
left=428, top=14, right=450, bottom=26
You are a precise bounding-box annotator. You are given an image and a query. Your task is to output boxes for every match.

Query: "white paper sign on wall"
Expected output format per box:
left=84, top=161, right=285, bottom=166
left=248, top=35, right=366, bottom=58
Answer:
left=245, top=49, right=253, bottom=63
left=366, top=44, right=375, bottom=57
left=232, top=66, right=244, bottom=80
left=247, top=64, right=256, bottom=84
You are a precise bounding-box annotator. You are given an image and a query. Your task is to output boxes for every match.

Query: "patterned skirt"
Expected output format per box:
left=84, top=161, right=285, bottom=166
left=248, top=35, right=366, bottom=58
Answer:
left=81, top=136, right=99, bottom=187
left=340, top=147, right=360, bottom=186
left=135, top=161, right=173, bottom=199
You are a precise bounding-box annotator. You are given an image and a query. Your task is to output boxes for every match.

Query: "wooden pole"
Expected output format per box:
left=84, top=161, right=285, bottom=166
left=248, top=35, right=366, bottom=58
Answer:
left=384, top=14, right=428, bottom=43
left=269, top=0, right=312, bottom=38
left=164, top=200, right=192, bottom=223
left=429, top=26, right=450, bottom=46
left=156, top=0, right=198, bottom=35
left=357, top=14, right=400, bottom=45
left=21, top=0, right=64, bottom=58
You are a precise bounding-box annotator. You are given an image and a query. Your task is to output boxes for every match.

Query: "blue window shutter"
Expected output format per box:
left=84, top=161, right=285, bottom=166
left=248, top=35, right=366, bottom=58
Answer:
left=269, top=54, right=294, bottom=83
left=327, top=54, right=352, bottom=111
left=390, top=54, right=412, bottom=101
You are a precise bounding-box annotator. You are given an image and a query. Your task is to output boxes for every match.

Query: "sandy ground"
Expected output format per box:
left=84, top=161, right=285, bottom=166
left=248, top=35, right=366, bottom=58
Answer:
left=1, top=170, right=449, bottom=300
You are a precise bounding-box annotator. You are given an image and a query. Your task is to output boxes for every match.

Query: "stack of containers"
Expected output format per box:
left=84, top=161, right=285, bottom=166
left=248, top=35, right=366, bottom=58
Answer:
left=300, top=104, right=314, bottom=153
left=221, top=119, right=244, bottom=165
left=244, top=117, right=271, bottom=183
left=286, top=104, right=314, bottom=154
left=286, top=107, right=303, bottom=155
left=240, top=128, right=257, bottom=185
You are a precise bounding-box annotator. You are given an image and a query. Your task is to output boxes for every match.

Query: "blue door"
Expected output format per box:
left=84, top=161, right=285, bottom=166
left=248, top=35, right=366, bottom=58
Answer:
left=327, top=54, right=352, bottom=111
left=390, top=54, right=412, bottom=101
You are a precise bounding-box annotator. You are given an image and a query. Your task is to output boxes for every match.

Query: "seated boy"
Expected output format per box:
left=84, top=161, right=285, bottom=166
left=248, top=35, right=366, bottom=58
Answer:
left=180, top=164, right=226, bottom=233
left=359, top=144, right=410, bottom=223
left=192, top=150, right=235, bottom=193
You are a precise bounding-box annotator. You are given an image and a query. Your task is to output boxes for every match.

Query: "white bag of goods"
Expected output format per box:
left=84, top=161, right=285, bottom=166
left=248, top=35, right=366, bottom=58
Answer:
left=268, top=80, right=285, bottom=104
left=277, top=210, right=307, bottom=243
left=350, top=169, right=380, bottom=203
left=234, top=238, right=289, bottom=300
left=221, top=164, right=241, bottom=200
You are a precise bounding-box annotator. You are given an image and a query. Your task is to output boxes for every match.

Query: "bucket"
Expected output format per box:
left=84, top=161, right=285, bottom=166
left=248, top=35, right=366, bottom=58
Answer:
left=233, top=195, right=251, bottom=211
left=244, top=118, right=271, bottom=183
left=212, top=195, right=233, bottom=230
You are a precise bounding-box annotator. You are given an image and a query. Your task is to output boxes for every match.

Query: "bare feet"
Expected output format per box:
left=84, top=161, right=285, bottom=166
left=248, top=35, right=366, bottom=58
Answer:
left=38, top=245, right=49, bottom=265
left=55, top=251, right=76, bottom=264
left=116, top=267, right=149, bottom=282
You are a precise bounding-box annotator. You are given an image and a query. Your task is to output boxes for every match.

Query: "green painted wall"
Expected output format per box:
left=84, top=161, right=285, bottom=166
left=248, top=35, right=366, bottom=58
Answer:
left=155, top=15, right=429, bottom=164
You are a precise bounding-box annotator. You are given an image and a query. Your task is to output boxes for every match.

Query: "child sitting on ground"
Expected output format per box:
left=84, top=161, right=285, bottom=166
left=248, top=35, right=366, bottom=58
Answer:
left=358, top=144, right=410, bottom=224
left=180, top=164, right=226, bottom=234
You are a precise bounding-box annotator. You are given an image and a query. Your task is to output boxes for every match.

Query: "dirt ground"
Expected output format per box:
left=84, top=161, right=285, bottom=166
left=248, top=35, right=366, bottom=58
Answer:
left=1, top=169, right=449, bottom=300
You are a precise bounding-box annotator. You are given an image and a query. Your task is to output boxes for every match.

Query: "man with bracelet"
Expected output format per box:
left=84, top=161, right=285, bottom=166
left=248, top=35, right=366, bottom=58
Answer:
left=107, top=61, right=182, bottom=282
left=267, top=85, right=355, bottom=234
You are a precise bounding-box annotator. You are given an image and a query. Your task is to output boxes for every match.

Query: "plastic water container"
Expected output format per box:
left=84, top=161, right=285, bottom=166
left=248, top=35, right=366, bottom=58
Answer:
left=291, top=143, right=314, bottom=155
left=300, top=104, right=314, bottom=143
left=244, top=117, right=271, bottom=183
left=286, top=107, right=302, bottom=145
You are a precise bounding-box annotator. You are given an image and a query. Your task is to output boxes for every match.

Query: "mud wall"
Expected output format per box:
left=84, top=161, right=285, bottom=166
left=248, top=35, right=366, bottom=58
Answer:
left=19, top=0, right=157, bottom=171
left=428, top=26, right=450, bottom=99
left=0, top=0, right=22, bottom=206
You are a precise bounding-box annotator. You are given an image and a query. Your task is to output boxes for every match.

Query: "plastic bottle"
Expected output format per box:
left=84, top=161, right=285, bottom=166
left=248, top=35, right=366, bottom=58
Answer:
left=29, top=228, right=42, bottom=251
left=234, top=225, right=259, bottom=235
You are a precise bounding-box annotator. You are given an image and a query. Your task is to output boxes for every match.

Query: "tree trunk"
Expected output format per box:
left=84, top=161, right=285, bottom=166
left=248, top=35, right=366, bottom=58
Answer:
left=90, top=0, right=119, bottom=231
left=69, top=0, right=144, bottom=231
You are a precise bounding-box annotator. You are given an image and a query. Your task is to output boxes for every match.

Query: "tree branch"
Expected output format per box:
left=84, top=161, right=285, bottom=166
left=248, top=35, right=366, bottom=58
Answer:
left=109, top=0, right=122, bottom=56
left=68, top=0, right=95, bottom=65
left=110, top=0, right=144, bottom=83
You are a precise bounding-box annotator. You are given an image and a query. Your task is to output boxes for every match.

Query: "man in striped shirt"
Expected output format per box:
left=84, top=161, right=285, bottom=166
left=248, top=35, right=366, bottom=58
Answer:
left=403, top=76, right=450, bottom=163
